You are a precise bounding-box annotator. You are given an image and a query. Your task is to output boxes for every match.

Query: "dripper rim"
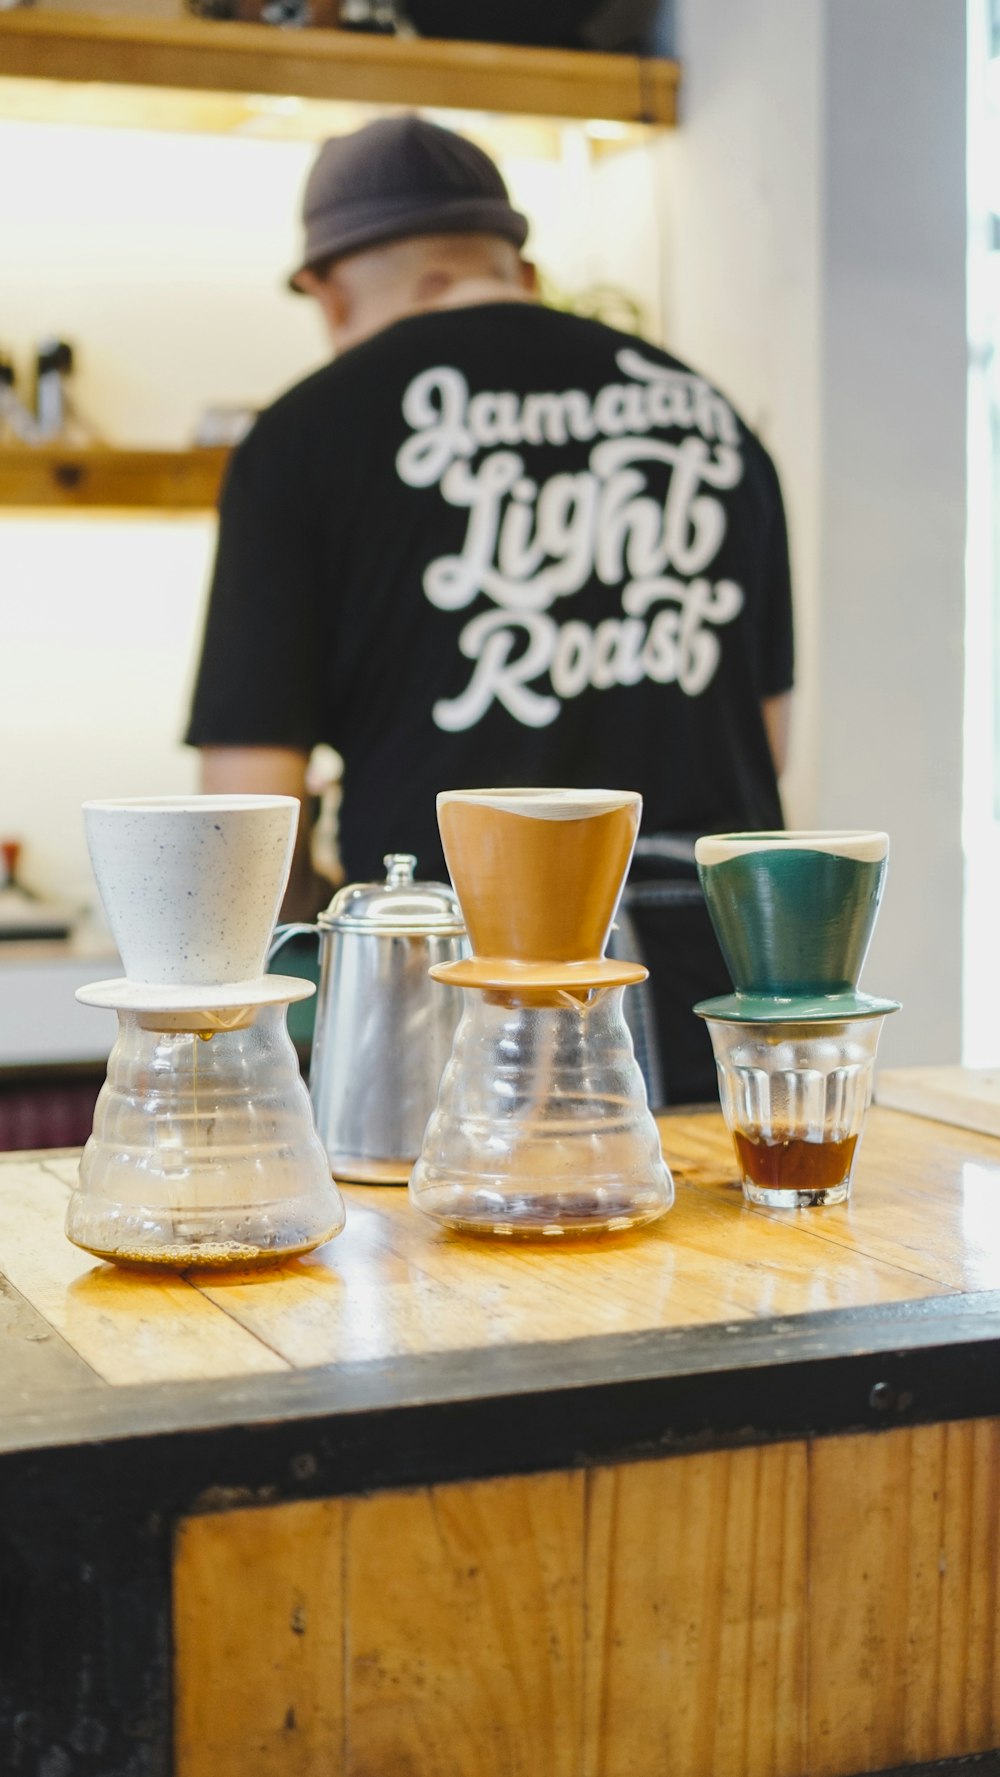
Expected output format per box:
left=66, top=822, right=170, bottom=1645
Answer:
left=437, top=787, right=640, bottom=821
left=83, top=795, right=299, bottom=814
left=430, top=955, right=648, bottom=991
left=693, top=988, right=901, bottom=1023
left=695, top=829, right=889, bottom=866
left=76, top=973, right=316, bottom=1012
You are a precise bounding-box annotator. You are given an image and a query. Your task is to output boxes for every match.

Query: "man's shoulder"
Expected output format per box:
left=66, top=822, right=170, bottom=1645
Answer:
left=250, top=354, right=366, bottom=435
left=230, top=350, right=387, bottom=483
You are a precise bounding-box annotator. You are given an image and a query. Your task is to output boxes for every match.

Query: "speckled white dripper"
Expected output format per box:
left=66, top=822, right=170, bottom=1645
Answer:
left=68, top=796, right=342, bottom=1268
left=76, top=796, right=314, bottom=1017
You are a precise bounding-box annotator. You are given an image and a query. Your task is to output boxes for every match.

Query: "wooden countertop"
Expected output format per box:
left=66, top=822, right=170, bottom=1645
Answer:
left=4, top=1106, right=1000, bottom=1505
left=3, top=1106, right=997, bottom=1382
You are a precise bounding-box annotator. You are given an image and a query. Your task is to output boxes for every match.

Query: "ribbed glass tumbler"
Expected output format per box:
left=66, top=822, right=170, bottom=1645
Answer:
left=704, top=1015, right=887, bottom=1207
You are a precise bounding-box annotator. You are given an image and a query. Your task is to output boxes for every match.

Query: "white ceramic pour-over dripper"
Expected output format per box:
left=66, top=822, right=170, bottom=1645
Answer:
left=77, top=796, right=314, bottom=1013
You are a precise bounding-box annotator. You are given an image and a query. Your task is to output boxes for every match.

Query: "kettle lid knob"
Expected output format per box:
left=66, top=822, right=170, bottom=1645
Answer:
left=384, top=853, right=417, bottom=888
left=320, top=854, right=464, bottom=933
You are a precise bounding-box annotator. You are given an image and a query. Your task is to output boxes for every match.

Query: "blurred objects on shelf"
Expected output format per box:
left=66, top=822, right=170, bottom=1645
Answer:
left=193, top=405, right=257, bottom=448
left=0, top=840, right=75, bottom=941
left=0, top=360, right=16, bottom=442
left=34, top=337, right=73, bottom=441
left=339, top=0, right=413, bottom=32
left=186, top=0, right=338, bottom=25
left=1, top=842, right=22, bottom=889
left=176, top=0, right=662, bottom=39
left=0, top=357, right=39, bottom=443
left=184, top=0, right=414, bottom=27
left=0, top=339, right=100, bottom=445
left=406, top=0, right=664, bottom=50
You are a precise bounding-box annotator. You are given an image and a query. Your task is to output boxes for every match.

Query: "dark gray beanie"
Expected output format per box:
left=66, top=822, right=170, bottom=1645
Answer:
left=289, top=114, right=529, bottom=289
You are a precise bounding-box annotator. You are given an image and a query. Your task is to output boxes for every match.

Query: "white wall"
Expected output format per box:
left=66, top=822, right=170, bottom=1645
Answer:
left=656, top=0, right=824, bottom=830
left=661, top=0, right=967, bottom=1068
left=0, top=517, right=210, bottom=905
left=819, top=2, right=967, bottom=1067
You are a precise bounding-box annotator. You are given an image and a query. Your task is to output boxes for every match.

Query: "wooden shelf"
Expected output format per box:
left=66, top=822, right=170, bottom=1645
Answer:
left=0, top=445, right=229, bottom=512
left=0, top=11, right=678, bottom=124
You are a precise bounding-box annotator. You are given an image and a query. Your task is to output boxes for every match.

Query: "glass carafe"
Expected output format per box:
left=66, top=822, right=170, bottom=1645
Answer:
left=66, top=1004, right=345, bottom=1267
left=409, top=987, right=674, bottom=1237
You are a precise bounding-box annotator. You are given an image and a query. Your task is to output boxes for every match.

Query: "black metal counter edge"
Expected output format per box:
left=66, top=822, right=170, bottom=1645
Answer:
left=2, top=1288, right=1000, bottom=1513
left=871, top=1762, right=1000, bottom=1775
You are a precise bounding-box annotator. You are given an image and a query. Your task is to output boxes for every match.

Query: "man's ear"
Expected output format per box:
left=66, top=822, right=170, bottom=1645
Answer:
left=518, top=258, right=539, bottom=294
left=295, top=266, right=352, bottom=331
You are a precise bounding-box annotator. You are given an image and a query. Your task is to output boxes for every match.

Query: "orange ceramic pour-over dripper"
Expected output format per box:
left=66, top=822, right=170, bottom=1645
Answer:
left=431, top=788, right=648, bottom=993
left=409, top=788, right=674, bottom=1238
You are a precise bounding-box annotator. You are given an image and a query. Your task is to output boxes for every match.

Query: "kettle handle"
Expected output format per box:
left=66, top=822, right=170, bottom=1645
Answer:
left=266, top=922, right=320, bottom=968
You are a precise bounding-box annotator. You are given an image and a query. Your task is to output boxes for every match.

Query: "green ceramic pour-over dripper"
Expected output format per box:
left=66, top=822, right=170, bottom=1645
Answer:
left=692, top=831, right=900, bottom=1022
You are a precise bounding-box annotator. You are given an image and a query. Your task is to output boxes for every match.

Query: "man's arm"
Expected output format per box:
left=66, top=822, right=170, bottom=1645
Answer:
left=762, top=692, right=792, bottom=779
left=199, top=746, right=334, bottom=920
left=750, top=437, right=794, bottom=787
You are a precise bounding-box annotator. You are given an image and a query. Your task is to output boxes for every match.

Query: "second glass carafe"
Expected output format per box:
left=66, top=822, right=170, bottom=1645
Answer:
left=409, top=986, right=673, bottom=1237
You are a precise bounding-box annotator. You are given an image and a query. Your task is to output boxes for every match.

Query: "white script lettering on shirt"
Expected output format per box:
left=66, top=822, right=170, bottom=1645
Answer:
left=394, top=348, right=746, bottom=731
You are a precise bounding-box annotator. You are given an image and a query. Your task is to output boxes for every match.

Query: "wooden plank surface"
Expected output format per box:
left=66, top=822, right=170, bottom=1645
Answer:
left=174, top=1498, right=345, bottom=1777
left=40, top=1155, right=84, bottom=1187
left=0, top=12, right=680, bottom=124
left=584, top=1442, right=808, bottom=1777
left=175, top=1473, right=584, bottom=1777
left=5, top=1105, right=1000, bottom=1386
left=173, top=1419, right=1000, bottom=1777
left=0, top=1160, right=287, bottom=1383
left=807, top=1419, right=1000, bottom=1775
left=0, top=444, right=229, bottom=511
left=0, top=1269, right=97, bottom=1404
left=738, top=1106, right=1000, bottom=1293
left=878, top=1065, right=1000, bottom=1139
left=346, top=1471, right=584, bottom=1777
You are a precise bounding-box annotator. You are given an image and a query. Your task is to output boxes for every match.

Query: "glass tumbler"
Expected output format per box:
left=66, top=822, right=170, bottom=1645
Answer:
left=66, top=1004, right=345, bottom=1267
left=409, top=986, right=674, bottom=1237
left=704, top=1015, right=887, bottom=1207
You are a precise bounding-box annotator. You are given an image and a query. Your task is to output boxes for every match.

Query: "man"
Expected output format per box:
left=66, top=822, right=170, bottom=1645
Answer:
left=186, top=114, right=793, bottom=1103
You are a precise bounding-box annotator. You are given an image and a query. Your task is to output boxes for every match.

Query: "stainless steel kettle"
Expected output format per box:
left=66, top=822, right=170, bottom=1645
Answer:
left=268, top=854, right=468, bottom=1183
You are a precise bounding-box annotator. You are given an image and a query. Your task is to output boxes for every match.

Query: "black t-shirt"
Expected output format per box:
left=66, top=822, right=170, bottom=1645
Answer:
left=186, top=303, right=793, bottom=883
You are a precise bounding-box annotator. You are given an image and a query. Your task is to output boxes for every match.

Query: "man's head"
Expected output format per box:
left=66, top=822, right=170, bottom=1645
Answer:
left=290, top=116, right=536, bottom=351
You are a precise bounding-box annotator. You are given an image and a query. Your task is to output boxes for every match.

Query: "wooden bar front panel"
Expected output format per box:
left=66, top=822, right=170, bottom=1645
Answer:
left=174, top=1419, right=1000, bottom=1777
